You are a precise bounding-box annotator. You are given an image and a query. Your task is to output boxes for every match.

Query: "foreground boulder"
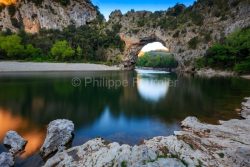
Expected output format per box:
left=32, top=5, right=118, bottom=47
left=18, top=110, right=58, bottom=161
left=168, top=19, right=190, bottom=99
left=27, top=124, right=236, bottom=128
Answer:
left=3, top=131, right=27, bottom=155
left=0, top=152, right=14, bottom=167
left=40, top=119, right=74, bottom=158
left=44, top=98, right=250, bottom=167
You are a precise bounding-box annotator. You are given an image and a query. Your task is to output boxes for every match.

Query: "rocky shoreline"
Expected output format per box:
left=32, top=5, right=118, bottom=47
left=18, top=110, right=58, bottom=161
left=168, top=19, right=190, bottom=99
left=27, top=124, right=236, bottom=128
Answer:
left=1, top=98, right=250, bottom=167
left=194, top=68, right=236, bottom=78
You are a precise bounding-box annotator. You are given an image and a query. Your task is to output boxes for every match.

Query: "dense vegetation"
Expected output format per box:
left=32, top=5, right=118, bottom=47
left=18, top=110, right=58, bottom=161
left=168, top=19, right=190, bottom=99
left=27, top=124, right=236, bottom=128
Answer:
left=195, top=27, right=250, bottom=74
left=0, top=22, right=125, bottom=63
left=136, top=52, right=178, bottom=69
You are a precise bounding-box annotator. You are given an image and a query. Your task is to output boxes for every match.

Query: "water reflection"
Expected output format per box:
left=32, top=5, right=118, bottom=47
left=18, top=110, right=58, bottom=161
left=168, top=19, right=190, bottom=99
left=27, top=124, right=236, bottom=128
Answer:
left=136, top=72, right=170, bottom=103
left=74, top=107, right=179, bottom=145
left=0, top=108, right=45, bottom=158
left=0, top=71, right=250, bottom=166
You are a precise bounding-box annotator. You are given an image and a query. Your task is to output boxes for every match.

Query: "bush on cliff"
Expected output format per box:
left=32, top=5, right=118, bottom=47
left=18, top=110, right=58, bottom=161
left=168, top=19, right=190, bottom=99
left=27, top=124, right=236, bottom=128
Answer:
left=195, top=27, right=250, bottom=74
left=0, top=22, right=125, bottom=63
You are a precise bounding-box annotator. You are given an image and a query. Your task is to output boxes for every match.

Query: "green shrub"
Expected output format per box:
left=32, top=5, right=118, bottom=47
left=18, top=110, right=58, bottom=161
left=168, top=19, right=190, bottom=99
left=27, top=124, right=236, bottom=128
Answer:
left=24, top=44, right=42, bottom=57
left=137, top=53, right=178, bottom=68
left=0, top=34, right=41, bottom=59
left=137, top=19, right=146, bottom=27
left=234, top=60, right=250, bottom=74
left=206, top=44, right=237, bottom=68
left=0, top=35, right=25, bottom=58
left=50, top=40, right=75, bottom=61
left=188, top=37, right=199, bottom=49
left=194, top=57, right=206, bottom=69
left=196, top=27, right=250, bottom=73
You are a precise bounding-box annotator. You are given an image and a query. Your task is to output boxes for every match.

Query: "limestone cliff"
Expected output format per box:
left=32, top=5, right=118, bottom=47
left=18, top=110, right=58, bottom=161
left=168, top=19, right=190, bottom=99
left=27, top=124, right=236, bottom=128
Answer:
left=0, top=0, right=249, bottom=70
left=0, top=0, right=98, bottom=33
left=106, top=0, right=250, bottom=70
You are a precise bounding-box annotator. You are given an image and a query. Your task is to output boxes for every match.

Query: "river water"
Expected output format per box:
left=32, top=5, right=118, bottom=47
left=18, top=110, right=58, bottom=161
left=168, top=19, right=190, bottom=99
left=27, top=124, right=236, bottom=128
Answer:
left=0, top=70, right=250, bottom=166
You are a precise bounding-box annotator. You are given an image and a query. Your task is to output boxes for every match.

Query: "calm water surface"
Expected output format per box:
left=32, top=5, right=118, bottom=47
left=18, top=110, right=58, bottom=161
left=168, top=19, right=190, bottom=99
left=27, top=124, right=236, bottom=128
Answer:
left=0, top=70, right=250, bottom=166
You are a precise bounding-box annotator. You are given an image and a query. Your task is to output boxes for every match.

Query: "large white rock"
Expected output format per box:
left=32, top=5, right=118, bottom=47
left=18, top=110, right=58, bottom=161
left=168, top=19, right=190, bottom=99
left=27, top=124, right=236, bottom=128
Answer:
left=40, top=119, right=74, bottom=158
left=3, top=131, right=27, bottom=155
left=0, top=152, right=14, bottom=167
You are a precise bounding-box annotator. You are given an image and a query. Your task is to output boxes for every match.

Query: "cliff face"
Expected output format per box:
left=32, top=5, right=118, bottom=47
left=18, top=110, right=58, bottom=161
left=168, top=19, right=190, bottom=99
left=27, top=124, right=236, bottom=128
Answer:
left=0, top=0, right=97, bottom=33
left=106, top=0, right=250, bottom=70
left=0, top=0, right=249, bottom=70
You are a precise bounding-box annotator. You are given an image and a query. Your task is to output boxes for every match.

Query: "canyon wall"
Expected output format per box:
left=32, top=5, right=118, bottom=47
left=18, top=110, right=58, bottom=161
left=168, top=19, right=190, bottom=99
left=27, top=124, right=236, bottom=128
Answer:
left=106, top=0, right=250, bottom=70
left=0, top=0, right=250, bottom=70
left=0, top=0, right=97, bottom=33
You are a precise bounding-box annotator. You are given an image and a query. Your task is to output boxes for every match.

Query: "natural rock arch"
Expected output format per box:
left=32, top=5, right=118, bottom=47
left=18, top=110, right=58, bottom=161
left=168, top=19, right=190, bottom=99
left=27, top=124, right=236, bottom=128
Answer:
left=120, top=33, right=171, bottom=70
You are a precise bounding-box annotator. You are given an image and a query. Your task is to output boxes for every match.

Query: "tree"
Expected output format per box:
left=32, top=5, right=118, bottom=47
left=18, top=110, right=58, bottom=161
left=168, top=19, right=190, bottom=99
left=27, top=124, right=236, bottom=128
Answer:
left=137, top=53, right=178, bottom=68
left=0, top=35, right=25, bottom=58
left=24, top=44, right=42, bottom=57
left=50, top=40, right=75, bottom=61
left=76, top=45, right=83, bottom=60
left=196, top=27, right=250, bottom=73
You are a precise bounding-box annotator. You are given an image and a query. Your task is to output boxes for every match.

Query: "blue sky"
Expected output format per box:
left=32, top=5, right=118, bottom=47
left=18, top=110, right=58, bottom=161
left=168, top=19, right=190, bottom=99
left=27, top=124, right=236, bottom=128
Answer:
left=91, top=0, right=196, bottom=19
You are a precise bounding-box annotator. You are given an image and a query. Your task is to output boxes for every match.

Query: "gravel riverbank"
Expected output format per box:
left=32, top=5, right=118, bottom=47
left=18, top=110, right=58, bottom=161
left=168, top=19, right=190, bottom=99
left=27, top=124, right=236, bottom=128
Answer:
left=0, top=61, right=120, bottom=72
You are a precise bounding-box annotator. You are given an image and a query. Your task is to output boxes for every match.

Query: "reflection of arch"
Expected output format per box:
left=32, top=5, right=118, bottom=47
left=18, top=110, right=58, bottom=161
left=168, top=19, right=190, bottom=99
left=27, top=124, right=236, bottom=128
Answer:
left=120, top=34, right=170, bottom=69
left=136, top=71, right=170, bottom=103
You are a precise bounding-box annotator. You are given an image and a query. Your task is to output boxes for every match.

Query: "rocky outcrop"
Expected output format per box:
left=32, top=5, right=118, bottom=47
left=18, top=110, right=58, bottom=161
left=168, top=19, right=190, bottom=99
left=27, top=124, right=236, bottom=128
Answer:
left=43, top=97, right=250, bottom=167
left=0, top=152, right=14, bottom=167
left=3, top=131, right=27, bottom=155
left=0, top=0, right=97, bottom=33
left=106, top=0, right=250, bottom=70
left=195, top=68, right=236, bottom=77
left=40, top=119, right=74, bottom=158
left=1, top=0, right=249, bottom=71
left=0, top=131, right=27, bottom=167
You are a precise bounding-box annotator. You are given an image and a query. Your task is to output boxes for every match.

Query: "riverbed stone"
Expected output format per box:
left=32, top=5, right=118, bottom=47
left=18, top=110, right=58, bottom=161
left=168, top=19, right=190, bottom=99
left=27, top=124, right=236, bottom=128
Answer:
left=3, top=131, right=27, bottom=155
left=0, top=152, right=14, bottom=167
left=40, top=119, right=74, bottom=158
left=44, top=97, right=250, bottom=167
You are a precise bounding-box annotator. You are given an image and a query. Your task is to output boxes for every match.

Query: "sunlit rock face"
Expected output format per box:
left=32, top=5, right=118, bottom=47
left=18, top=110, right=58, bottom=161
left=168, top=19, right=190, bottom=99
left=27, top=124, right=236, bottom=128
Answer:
left=0, top=0, right=17, bottom=6
left=0, top=0, right=97, bottom=33
left=136, top=70, right=170, bottom=103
